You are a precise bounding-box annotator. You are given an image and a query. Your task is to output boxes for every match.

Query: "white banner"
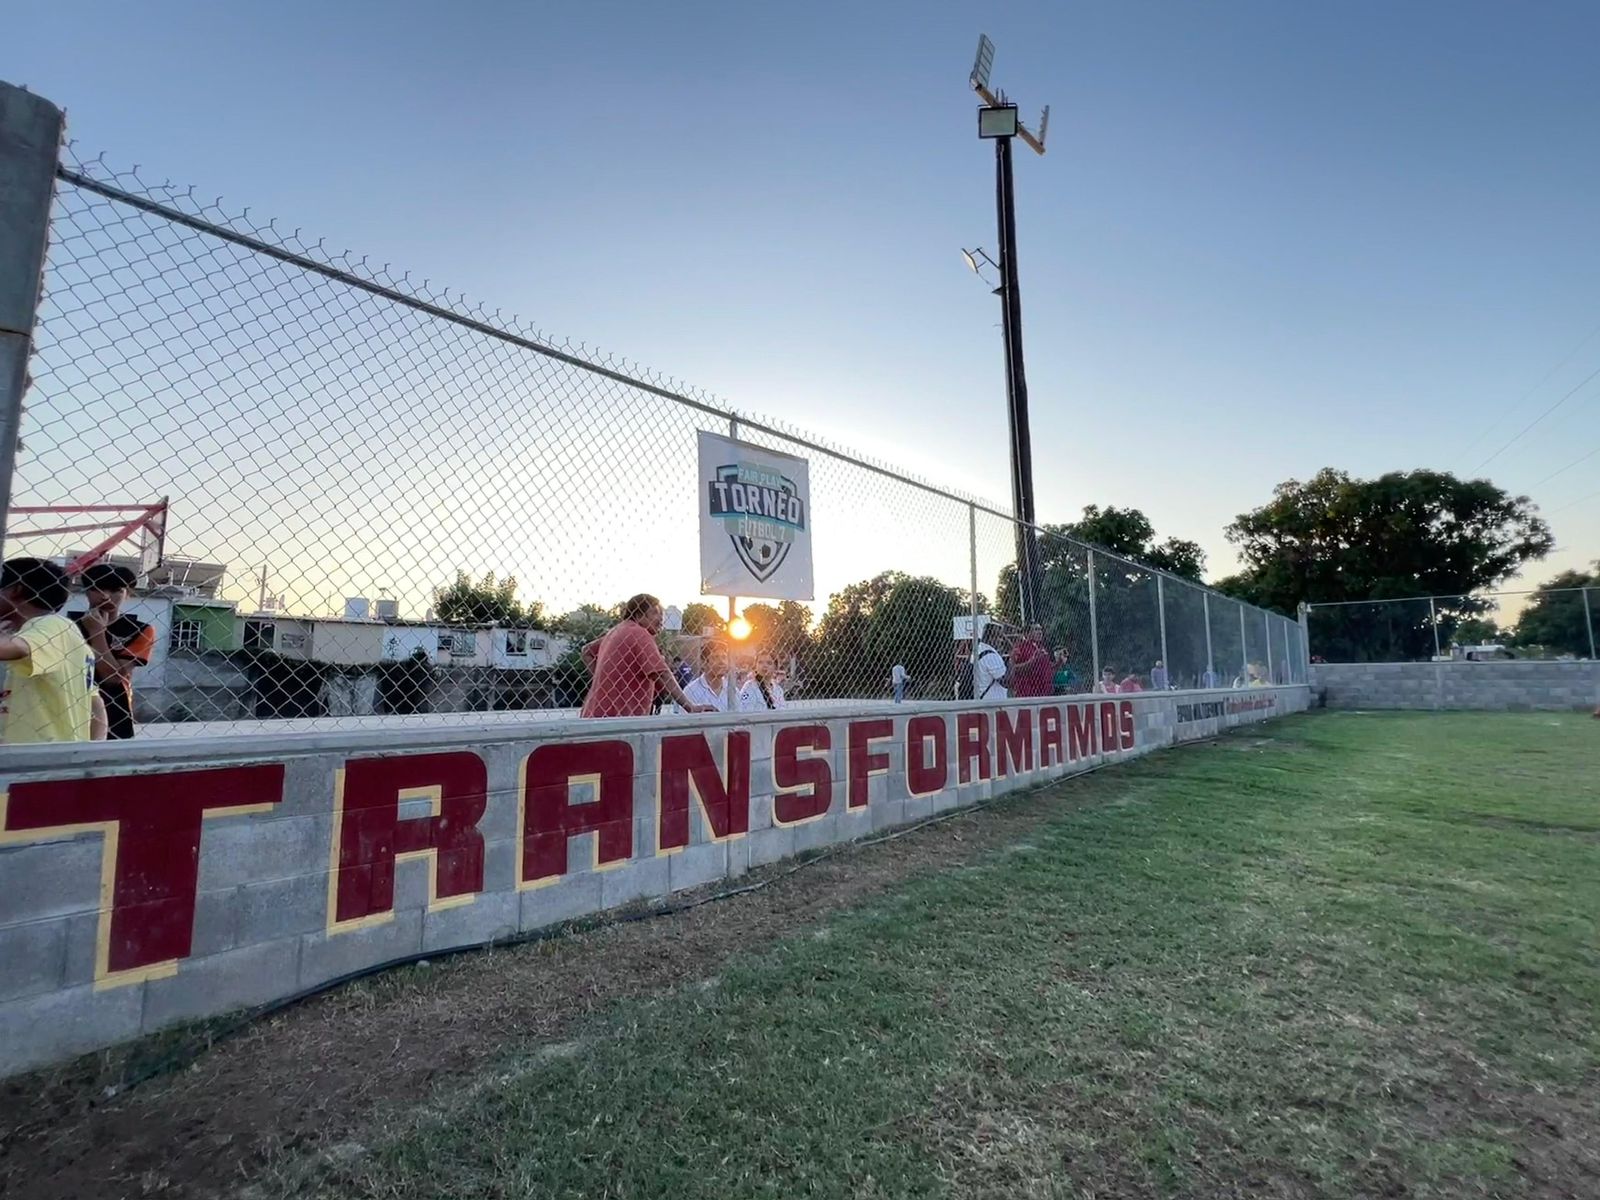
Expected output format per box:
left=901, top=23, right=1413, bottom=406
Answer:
left=697, top=431, right=813, bottom=600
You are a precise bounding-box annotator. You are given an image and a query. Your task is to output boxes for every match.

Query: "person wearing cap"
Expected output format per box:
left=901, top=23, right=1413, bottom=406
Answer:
left=0, top=557, right=105, bottom=743
left=76, top=563, right=156, bottom=740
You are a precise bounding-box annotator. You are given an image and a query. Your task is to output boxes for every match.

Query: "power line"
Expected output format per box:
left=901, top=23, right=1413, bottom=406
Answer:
left=1528, top=443, right=1600, bottom=490
left=1473, top=360, right=1600, bottom=472
left=1548, top=485, right=1600, bottom=516
left=1457, top=317, right=1600, bottom=464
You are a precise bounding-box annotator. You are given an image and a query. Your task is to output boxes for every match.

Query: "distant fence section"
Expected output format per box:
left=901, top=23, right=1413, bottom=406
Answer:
left=1307, top=586, right=1597, bottom=665
left=0, top=81, right=1306, bottom=745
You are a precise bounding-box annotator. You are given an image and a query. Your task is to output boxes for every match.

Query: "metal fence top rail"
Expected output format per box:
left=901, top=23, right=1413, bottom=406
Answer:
left=1305, top=586, right=1592, bottom=608
left=48, top=150, right=1292, bottom=621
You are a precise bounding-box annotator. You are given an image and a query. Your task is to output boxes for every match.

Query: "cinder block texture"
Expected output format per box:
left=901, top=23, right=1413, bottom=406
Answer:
left=0, top=688, right=1307, bottom=1077
left=1312, top=662, right=1599, bottom=712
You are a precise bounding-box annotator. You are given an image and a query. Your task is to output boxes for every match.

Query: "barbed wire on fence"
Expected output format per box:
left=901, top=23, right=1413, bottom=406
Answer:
left=3, top=139, right=1305, bottom=743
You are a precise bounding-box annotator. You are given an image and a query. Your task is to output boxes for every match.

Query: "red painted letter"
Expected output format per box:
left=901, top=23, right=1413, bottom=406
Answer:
left=1067, top=703, right=1097, bottom=761
left=1038, top=705, right=1064, bottom=768
left=1119, top=700, right=1136, bottom=751
left=1099, top=702, right=1120, bottom=754
left=774, top=725, right=832, bottom=825
left=847, top=718, right=893, bottom=809
left=957, top=712, right=992, bottom=785
left=658, top=731, right=751, bottom=851
left=906, top=715, right=948, bottom=796
left=332, top=752, right=487, bottom=928
left=0, top=765, right=283, bottom=984
left=520, top=740, right=634, bottom=885
left=996, top=708, right=1033, bottom=777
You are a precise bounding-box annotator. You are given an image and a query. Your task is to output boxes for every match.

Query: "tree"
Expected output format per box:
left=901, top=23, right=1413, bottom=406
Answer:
left=742, top=600, right=812, bottom=660
left=805, top=572, right=974, bottom=698
left=433, top=571, right=542, bottom=627
left=1512, top=564, right=1598, bottom=658
left=1217, top=468, right=1553, bottom=662
left=679, top=602, right=722, bottom=636
left=552, top=603, right=617, bottom=645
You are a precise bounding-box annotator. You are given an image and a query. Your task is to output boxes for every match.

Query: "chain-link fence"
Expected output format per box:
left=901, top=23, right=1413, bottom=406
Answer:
left=1307, top=587, right=1598, bottom=664
left=0, top=111, right=1305, bottom=743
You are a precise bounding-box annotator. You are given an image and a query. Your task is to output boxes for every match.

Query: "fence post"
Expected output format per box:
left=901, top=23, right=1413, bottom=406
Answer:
left=1298, top=602, right=1312, bottom=679
left=0, top=83, right=65, bottom=548
left=1237, top=604, right=1247, bottom=683
left=1263, top=610, right=1273, bottom=682
left=1202, top=590, right=1214, bottom=687
left=1086, top=548, right=1100, bottom=684
left=1585, top=588, right=1596, bottom=661
left=1156, top=574, right=1169, bottom=686
left=1427, top=596, right=1441, bottom=661
left=968, top=503, right=979, bottom=699
left=1280, top=618, right=1292, bottom=684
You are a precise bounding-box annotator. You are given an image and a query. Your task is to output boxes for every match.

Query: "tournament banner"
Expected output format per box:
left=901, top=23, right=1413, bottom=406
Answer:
left=697, top=431, right=813, bottom=600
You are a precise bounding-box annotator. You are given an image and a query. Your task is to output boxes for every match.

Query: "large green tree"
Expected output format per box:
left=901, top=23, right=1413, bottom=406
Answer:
left=1512, top=564, right=1598, bottom=658
left=433, top=571, right=543, bottom=627
left=742, top=600, right=812, bottom=661
left=805, top=571, right=975, bottom=699
left=993, top=505, right=1204, bottom=685
left=1216, top=469, right=1552, bottom=662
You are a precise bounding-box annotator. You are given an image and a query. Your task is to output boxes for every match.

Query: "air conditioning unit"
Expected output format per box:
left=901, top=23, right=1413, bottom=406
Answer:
left=374, top=598, right=399, bottom=621
left=343, top=597, right=371, bottom=621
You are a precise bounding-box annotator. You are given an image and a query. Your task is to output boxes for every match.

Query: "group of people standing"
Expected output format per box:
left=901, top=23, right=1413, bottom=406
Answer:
left=955, top=623, right=1180, bottom=702
left=578, top=593, right=789, bottom=720
left=0, top=558, right=155, bottom=744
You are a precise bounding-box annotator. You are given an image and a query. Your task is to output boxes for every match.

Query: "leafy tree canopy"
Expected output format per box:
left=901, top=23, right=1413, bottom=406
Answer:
left=433, top=571, right=543, bottom=627
left=1512, top=563, right=1598, bottom=658
left=679, top=602, right=723, bottom=636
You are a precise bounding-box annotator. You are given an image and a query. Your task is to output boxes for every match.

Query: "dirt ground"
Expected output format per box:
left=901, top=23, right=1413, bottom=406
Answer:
left=0, top=780, right=1081, bottom=1200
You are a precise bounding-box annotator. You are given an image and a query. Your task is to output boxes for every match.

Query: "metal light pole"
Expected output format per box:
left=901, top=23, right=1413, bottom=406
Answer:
left=969, top=35, right=1049, bottom=625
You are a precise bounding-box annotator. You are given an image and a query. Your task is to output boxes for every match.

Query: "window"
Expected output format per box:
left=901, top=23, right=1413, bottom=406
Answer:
left=504, top=630, right=528, bottom=656
left=171, top=620, right=203, bottom=653
left=242, top=620, right=275, bottom=651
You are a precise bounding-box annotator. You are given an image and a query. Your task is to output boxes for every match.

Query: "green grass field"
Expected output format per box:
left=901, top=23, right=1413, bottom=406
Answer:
left=275, top=713, right=1600, bottom=1200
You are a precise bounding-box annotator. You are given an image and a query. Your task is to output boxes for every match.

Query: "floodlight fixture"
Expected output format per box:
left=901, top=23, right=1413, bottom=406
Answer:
left=978, top=104, right=1019, bottom=139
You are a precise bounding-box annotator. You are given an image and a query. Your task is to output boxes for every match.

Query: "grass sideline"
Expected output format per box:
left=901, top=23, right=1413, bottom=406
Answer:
left=272, top=713, right=1600, bottom=1199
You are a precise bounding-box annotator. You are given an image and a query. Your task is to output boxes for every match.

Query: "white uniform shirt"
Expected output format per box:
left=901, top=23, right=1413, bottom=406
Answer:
left=972, top=642, right=1008, bottom=700
left=680, top=674, right=737, bottom=712
left=738, top=675, right=786, bottom=711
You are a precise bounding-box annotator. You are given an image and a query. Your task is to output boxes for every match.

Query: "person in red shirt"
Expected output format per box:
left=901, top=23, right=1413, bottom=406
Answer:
left=1009, top=622, right=1054, bottom=697
left=580, top=593, right=713, bottom=718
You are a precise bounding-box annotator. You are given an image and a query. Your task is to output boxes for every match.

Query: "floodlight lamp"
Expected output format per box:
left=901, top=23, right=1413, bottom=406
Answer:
left=978, top=104, right=1019, bottom=139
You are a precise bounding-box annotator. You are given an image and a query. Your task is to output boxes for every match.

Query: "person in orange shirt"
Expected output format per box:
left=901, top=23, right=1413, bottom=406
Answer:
left=580, top=593, right=714, bottom=718
left=76, top=563, right=157, bottom=740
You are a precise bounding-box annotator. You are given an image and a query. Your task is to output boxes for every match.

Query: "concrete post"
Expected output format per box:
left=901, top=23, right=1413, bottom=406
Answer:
left=1263, top=610, right=1273, bottom=682
left=1298, top=602, right=1312, bottom=679
left=0, top=83, right=65, bottom=548
left=1156, top=574, right=1169, bottom=686
left=1585, top=588, right=1596, bottom=661
left=1086, top=548, right=1100, bottom=683
left=1238, top=604, right=1248, bottom=683
left=1203, top=590, right=1214, bottom=686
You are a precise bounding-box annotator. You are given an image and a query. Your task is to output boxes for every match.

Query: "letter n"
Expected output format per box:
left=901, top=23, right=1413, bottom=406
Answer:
left=658, top=731, right=751, bottom=851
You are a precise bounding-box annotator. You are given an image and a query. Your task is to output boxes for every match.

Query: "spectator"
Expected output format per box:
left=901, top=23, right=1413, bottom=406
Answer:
left=1118, top=673, right=1143, bottom=692
left=1201, top=665, right=1221, bottom=689
left=672, top=655, right=693, bottom=689
left=581, top=594, right=712, bottom=717
left=682, top=640, right=738, bottom=712
left=1009, top=622, right=1053, bottom=697
left=0, top=558, right=106, bottom=743
left=1051, top=648, right=1076, bottom=695
left=970, top=634, right=1008, bottom=701
left=76, top=563, right=155, bottom=740
left=891, top=661, right=909, bottom=703
left=739, top=649, right=787, bottom=711
left=1150, top=659, right=1170, bottom=691
left=1097, top=667, right=1120, bottom=694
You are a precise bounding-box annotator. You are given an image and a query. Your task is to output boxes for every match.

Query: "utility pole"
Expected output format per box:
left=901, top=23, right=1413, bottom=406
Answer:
left=969, top=35, right=1049, bottom=624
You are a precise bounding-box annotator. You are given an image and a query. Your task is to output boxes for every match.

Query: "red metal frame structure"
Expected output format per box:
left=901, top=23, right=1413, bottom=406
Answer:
left=7, top=497, right=168, bottom=578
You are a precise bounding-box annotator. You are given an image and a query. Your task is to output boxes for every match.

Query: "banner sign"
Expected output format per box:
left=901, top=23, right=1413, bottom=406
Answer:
left=697, top=431, right=813, bottom=599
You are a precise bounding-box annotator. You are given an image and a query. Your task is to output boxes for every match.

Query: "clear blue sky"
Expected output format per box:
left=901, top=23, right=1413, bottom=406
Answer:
left=7, top=0, right=1598, bottom=605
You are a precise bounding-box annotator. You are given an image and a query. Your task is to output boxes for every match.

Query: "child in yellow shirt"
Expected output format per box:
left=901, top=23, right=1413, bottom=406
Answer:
left=0, top=558, right=105, bottom=743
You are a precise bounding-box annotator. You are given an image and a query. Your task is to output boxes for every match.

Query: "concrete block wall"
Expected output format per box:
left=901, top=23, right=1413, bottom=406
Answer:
left=0, top=686, right=1307, bottom=1077
left=1312, top=661, right=1600, bottom=711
